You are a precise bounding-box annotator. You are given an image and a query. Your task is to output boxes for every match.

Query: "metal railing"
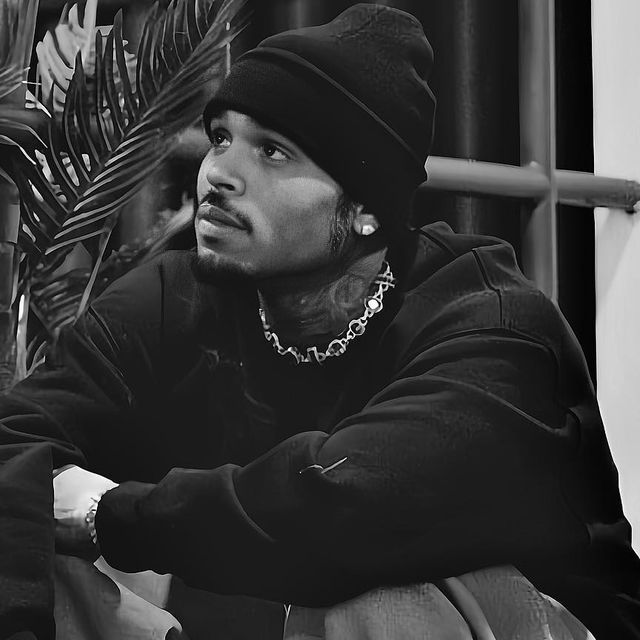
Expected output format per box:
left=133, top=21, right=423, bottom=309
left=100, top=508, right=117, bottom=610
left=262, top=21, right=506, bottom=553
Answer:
left=419, top=0, right=640, bottom=301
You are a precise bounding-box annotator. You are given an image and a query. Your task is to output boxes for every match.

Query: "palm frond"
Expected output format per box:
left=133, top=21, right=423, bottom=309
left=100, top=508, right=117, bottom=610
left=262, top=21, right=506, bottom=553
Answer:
left=35, top=0, right=137, bottom=115
left=5, top=0, right=249, bottom=262
left=1, top=0, right=250, bottom=336
left=28, top=228, right=154, bottom=339
left=29, top=265, right=90, bottom=336
left=0, top=0, right=39, bottom=101
left=0, top=105, right=48, bottom=151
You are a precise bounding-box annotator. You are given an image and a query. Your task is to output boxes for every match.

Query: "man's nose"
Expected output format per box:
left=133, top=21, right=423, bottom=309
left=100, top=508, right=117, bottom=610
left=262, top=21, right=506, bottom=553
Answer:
left=204, top=148, right=246, bottom=196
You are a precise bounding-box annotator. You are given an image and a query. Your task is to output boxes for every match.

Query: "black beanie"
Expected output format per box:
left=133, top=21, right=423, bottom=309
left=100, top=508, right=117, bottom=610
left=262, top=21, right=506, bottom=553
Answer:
left=204, top=3, right=436, bottom=239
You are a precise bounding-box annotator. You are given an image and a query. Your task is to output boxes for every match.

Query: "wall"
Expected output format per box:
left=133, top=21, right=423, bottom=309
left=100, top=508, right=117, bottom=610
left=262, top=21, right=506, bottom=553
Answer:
left=592, top=0, right=640, bottom=551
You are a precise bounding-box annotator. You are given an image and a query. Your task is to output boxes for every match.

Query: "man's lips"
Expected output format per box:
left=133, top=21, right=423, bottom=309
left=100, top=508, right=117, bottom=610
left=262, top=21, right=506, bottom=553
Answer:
left=198, top=204, right=247, bottom=231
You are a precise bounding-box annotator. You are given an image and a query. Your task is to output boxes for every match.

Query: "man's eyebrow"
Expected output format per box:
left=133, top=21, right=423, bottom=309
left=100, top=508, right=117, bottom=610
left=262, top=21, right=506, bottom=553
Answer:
left=206, top=110, right=298, bottom=148
left=246, top=119, right=301, bottom=153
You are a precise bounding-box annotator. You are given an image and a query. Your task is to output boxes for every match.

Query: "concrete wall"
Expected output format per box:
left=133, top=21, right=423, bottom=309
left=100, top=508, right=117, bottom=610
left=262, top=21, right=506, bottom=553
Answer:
left=592, top=0, right=640, bottom=551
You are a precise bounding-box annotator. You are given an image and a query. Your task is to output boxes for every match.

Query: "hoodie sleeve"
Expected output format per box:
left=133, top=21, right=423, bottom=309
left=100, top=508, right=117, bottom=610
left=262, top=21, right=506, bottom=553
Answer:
left=96, top=329, right=594, bottom=605
left=0, top=256, right=166, bottom=474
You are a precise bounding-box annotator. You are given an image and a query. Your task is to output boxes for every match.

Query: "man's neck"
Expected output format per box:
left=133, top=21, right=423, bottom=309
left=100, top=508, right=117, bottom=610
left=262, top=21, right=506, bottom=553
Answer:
left=257, top=248, right=387, bottom=348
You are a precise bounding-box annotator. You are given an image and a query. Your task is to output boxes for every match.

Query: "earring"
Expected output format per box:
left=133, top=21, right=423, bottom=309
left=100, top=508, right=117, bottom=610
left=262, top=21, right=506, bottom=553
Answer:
left=360, top=224, right=377, bottom=236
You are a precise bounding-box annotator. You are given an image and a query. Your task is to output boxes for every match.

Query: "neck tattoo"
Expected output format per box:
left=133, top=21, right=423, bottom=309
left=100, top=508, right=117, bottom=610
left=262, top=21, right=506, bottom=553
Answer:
left=258, top=261, right=396, bottom=365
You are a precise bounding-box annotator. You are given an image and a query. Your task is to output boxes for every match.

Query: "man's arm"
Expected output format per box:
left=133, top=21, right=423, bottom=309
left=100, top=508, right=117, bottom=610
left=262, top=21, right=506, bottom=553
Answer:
left=0, top=275, right=151, bottom=636
left=0, top=308, right=136, bottom=470
left=0, top=252, right=184, bottom=475
left=94, top=329, right=600, bottom=605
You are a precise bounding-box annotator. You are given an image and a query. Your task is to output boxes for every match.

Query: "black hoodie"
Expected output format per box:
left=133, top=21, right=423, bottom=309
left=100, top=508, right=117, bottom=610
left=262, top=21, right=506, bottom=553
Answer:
left=1, top=223, right=639, bottom=638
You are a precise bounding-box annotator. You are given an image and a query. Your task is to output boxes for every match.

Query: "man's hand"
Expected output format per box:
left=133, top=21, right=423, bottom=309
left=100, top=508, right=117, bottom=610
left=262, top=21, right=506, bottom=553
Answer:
left=53, top=465, right=118, bottom=561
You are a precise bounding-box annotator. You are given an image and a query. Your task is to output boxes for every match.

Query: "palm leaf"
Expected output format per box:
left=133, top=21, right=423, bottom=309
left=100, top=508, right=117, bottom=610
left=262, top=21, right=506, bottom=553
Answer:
left=3, top=0, right=249, bottom=335
left=28, top=225, right=158, bottom=340
left=29, top=265, right=90, bottom=339
left=35, top=0, right=136, bottom=115
left=0, top=0, right=39, bottom=101
left=7, top=0, right=249, bottom=260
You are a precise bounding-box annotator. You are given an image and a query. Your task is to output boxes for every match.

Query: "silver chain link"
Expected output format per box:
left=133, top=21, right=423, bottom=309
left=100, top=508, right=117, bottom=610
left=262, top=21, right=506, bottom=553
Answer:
left=258, top=261, right=396, bottom=365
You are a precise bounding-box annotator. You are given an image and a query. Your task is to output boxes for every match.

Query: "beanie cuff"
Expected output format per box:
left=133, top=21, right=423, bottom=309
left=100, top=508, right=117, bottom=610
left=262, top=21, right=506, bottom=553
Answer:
left=252, top=47, right=426, bottom=169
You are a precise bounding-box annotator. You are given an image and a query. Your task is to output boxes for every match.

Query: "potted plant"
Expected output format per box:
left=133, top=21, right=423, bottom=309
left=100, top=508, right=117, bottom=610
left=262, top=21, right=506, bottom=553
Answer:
left=0, top=0, right=248, bottom=389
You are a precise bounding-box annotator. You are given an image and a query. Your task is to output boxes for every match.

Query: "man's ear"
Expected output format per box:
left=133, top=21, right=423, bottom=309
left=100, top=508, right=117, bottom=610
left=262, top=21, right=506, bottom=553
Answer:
left=353, top=211, right=380, bottom=237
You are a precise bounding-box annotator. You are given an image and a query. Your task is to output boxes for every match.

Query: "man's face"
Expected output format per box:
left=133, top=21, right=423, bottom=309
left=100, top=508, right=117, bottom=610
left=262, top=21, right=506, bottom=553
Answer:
left=195, top=110, right=347, bottom=281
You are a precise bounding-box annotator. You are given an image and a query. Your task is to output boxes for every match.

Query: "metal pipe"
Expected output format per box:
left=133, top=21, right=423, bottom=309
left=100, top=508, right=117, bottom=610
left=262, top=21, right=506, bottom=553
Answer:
left=555, top=171, right=640, bottom=212
left=424, top=157, right=550, bottom=200
left=290, top=0, right=315, bottom=28
left=519, top=0, right=558, bottom=300
left=421, top=157, right=640, bottom=211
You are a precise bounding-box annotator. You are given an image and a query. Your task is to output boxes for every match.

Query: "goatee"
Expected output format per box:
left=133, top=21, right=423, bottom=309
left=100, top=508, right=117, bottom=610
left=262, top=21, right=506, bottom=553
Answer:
left=193, top=250, right=255, bottom=286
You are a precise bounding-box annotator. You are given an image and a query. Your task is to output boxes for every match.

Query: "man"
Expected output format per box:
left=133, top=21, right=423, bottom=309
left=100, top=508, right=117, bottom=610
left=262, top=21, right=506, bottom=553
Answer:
left=2, top=3, right=640, bottom=638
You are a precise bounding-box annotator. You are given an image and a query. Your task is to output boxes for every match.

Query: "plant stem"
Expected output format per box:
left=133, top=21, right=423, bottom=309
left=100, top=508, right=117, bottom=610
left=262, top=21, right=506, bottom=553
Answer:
left=0, top=176, right=20, bottom=391
left=75, top=215, right=119, bottom=320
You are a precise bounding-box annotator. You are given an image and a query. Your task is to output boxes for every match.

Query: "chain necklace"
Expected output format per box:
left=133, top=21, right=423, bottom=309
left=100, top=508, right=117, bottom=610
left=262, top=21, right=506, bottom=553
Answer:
left=258, top=261, right=396, bottom=365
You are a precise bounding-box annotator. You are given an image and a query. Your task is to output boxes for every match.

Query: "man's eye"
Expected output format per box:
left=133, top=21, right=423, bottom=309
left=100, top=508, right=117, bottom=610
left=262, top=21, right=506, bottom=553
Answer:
left=210, top=129, right=230, bottom=148
left=261, top=143, right=288, bottom=161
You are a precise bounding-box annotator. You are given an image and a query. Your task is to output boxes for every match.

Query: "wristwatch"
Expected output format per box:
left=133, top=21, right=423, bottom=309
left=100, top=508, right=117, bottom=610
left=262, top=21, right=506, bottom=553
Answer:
left=84, top=494, right=102, bottom=546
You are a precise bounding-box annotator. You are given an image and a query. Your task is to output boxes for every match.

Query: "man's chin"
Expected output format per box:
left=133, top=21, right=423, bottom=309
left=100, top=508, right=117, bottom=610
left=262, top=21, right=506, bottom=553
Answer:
left=194, top=250, right=255, bottom=285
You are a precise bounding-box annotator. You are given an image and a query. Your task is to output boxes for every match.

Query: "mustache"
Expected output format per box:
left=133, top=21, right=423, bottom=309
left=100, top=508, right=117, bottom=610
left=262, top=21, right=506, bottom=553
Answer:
left=197, top=191, right=251, bottom=229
